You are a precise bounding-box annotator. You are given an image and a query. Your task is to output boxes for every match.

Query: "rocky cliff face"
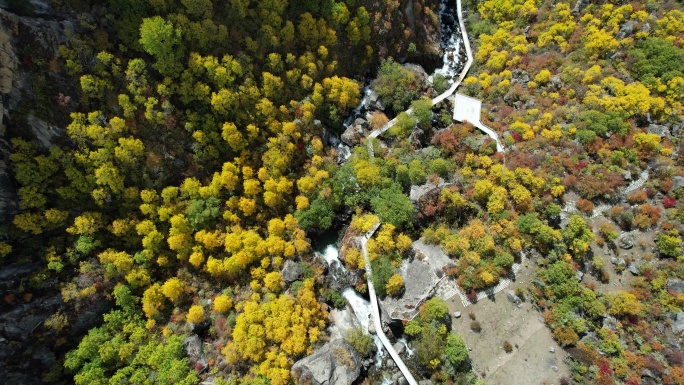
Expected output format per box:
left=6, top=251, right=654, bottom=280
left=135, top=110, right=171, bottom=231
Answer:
left=0, top=3, right=72, bottom=219
left=0, top=3, right=88, bottom=383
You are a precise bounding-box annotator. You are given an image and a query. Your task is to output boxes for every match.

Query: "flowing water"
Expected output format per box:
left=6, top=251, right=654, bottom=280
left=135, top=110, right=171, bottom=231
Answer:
left=317, top=243, right=387, bottom=366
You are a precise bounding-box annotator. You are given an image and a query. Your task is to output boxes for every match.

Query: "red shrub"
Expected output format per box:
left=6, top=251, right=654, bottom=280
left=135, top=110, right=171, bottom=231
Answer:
left=663, top=196, right=677, bottom=208
left=432, top=129, right=460, bottom=156
left=599, top=361, right=613, bottom=377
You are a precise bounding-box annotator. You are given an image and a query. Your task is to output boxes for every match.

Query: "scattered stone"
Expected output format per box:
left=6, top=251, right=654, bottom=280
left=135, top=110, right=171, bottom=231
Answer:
left=642, top=369, right=657, bottom=379
left=622, top=170, right=632, bottom=181
left=550, top=75, right=564, bottom=90
left=507, top=290, right=522, bottom=305
left=673, top=312, right=684, bottom=335
left=618, top=233, right=635, bottom=250
left=549, top=347, right=555, bottom=353
left=511, top=69, right=529, bottom=86
left=575, top=271, right=584, bottom=281
left=551, top=365, right=559, bottom=373
left=291, top=339, right=361, bottom=385
left=667, top=279, right=684, bottom=295
left=453, top=311, right=461, bottom=319
left=362, top=358, right=373, bottom=369
left=571, top=0, right=589, bottom=15
left=628, top=264, right=640, bottom=276
left=418, top=380, right=434, bottom=385
left=610, top=257, right=626, bottom=267
left=281, top=259, right=301, bottom=283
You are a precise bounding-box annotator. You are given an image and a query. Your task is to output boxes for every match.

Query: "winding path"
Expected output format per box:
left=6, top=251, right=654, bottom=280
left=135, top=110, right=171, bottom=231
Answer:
left=359, top=222, right=419, bottom=385
left=348, top=0, right=503, bottom=380
left=367, top=0, right=504, bottom=153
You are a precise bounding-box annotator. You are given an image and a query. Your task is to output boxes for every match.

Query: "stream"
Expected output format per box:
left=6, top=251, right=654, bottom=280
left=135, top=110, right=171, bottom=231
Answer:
left=315, top=0, right=465, bottom=381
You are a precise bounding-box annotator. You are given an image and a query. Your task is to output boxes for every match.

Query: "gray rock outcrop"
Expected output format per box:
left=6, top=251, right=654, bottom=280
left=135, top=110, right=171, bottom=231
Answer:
left=673, top=312, right=684, bottom=335
left=648, top=124, right=670, bottom=138
left=26, top=113, right=64, bottom=148
left=409, top=178, right=447, bottom=204
left=184, top=335, right=208, bottom=372
left=511, top=69, right=529, bottom=86
left=291, top=338, right=361, bottom=385
left=673, top=176, right=684, bottom=191
left=667, top=279, right=684, bottom=296
left=616, top=20, right=637, bottom=39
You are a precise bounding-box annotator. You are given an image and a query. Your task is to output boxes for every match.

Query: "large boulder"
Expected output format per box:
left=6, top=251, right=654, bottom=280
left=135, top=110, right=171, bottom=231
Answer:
left=618, top=233, right=635, bottom=250
left=368, top=91, right=385, bottom=111
left=340, top=118, right=369, bottom=147
left=291, top=339, right=361, bottom=385
left=281, top=259, right=302, bottom=283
